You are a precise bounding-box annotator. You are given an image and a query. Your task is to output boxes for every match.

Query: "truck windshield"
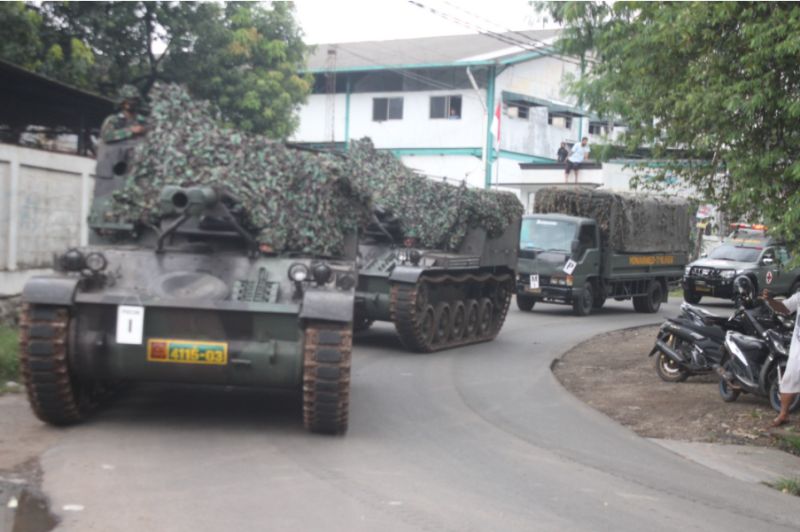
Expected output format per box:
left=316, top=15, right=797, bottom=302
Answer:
left=707, top=244, right=762, bottom=262
left=520, top=218, right=576, bottom=252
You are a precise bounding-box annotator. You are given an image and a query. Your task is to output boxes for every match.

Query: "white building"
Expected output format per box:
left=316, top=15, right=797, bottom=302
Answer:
left=292, top=31, right=631, bottom=209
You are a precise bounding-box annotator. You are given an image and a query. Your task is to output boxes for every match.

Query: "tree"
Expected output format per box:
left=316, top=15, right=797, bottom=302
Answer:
left=0, top=1, right=312, bottom=138
left=540, top=2, right=800, bottom=247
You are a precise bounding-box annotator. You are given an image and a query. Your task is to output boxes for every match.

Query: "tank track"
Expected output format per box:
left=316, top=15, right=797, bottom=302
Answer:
left=390, top=272, right=514, bottom=353
left=19, top=304, right=94, bottom=425
left=302, top=321, right=352, bottom=434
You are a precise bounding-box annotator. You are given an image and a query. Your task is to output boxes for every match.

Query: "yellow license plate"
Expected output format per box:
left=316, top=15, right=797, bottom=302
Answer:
left=147, top=339, right=228, bottom=365
left=526, top=287, right=542, bottom=294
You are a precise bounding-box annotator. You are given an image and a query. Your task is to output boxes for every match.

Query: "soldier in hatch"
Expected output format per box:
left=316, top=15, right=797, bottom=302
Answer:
left=100, top=85, right=148, bottom=143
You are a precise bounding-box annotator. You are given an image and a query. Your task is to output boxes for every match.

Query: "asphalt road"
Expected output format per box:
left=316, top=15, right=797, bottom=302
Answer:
left=34, top=299, right=800, bottom=531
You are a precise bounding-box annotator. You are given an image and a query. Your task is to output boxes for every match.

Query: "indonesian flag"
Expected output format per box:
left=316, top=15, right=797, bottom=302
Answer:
left=490, top=101, right=501, bottom=146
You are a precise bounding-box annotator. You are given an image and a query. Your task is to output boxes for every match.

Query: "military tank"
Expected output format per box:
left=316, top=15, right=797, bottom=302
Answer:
left=18, top=139, right=356, bottom=435
left=355, top=204, right=521, bottom=352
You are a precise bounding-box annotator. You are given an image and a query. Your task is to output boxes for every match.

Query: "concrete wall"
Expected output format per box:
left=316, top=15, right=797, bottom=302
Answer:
left=0, top=144, right=95, bottom=295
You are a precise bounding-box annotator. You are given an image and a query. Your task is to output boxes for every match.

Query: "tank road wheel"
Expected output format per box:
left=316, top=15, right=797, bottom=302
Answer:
left=432, top=303, right=452, bottom=346
left=477, top=298, right=494, bottom=338
left=302, top=321, right=352, bottom=435
left=391, top=280, right=441, bottom=352
left=450, top=301, right=467, bottom=341
left=19, top=304, right=96, bottom=425
left=516, top=294, right=535, bottom=312
left=464, top=299, right=479, bottom=339
left=572, top=282, right=594, bottom=317
left=489, top=280, right=514, bottom=336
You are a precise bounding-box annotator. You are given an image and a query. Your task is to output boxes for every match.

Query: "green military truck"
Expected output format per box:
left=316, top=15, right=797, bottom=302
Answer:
left=683, top=227, right=800, bottom=304
left=516, top=188, right=691, bottom=316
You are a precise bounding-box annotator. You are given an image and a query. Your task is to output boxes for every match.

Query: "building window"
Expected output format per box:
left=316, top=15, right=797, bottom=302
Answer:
left=517, top=106, right=529, bottom=119
left=373, top=97, right=403, bottom=121
left=589, top=122, right=609, bottom=136
left=548, top=113, right=572, bottom=129
left=506, top=105, right=529, bottom=119
left=430, top=95, right=462, bottom=119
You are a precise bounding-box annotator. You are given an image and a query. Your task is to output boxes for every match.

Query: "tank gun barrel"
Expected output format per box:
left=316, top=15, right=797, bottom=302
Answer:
left=160, top=186, right=219, bottom=217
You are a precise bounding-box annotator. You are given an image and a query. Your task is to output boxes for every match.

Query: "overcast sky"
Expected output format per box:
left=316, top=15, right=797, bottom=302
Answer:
left=293, top=0, right=554, bottom=44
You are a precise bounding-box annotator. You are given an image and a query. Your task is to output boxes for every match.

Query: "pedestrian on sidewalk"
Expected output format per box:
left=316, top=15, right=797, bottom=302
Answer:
left=761, top=289, right=800, bottom=427
left=557, top=142, right=569, bottom=163
left=564, top=137, right=590, bottom=183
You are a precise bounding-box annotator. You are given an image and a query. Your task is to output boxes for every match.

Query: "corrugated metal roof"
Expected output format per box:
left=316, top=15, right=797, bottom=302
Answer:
left=306, top=30, right=560, bottom=72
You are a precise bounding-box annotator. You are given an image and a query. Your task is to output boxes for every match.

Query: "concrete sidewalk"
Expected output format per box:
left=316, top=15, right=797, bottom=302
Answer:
left=651, top=438, right=800, bottom=485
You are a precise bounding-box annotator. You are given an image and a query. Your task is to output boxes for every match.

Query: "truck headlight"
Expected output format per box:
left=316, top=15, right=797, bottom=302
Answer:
left=720, top=270, right=736, bottom=279
left=684, top=266, right=692, bottom=276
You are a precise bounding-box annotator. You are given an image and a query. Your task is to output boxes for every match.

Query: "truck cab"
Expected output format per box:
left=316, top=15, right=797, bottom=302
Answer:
left=516, top=214, right=601, bottom=315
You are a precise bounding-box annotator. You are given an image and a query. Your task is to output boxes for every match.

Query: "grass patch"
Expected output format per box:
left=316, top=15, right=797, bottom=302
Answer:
left=782, top=434, right=800, bottom=454
left=0, top=325, right=20, bottom=387
left=773, top=478, right=800, bottom=496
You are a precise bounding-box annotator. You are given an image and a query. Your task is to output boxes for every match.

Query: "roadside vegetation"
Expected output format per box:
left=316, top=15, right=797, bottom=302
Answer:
left=772, top=478, right=800, bottom=497
left=0, top=325, right=20, bottom=393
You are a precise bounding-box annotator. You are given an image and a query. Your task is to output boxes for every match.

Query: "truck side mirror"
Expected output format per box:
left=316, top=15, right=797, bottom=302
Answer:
left=762, top=257, right=774, bottom=265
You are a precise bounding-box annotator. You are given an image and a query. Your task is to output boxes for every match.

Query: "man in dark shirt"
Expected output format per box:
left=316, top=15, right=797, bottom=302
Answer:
left=557, top=142, right=568, bottom=163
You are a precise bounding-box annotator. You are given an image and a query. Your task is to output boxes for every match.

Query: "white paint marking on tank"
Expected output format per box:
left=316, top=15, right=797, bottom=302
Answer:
left=62, top=504, right=85, bottom=512
left=7, top=497, right=18, bottom=509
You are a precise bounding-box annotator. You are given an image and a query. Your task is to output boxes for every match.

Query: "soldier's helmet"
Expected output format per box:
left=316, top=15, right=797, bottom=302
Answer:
left=117, top=84, right=141, bottom=105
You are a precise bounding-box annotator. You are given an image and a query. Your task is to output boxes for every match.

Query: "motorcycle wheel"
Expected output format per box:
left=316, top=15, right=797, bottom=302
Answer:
left=768, top=366, right=800, bottom=414
left=718, top=361, right=741, bottom=403
left=654, top=343, right=689, bottom=383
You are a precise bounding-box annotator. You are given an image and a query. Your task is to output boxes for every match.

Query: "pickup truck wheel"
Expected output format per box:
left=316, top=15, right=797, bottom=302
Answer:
left=683, top=289, right=702, bottom=305
left=516, top=294, right=535, bottom=312
left=572, top=282, right=594, bottom=317
left=635, top=281, right=663, bottom=313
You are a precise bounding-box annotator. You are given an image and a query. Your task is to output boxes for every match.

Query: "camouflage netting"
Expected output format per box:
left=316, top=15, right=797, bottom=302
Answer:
left=533, top=187, right=691, bottom=253
left=101, top=83, right=523, bottom=256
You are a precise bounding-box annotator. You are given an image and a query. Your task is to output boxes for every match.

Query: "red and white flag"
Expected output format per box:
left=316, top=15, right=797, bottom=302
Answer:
left=489, top=101, right=501, bottom=146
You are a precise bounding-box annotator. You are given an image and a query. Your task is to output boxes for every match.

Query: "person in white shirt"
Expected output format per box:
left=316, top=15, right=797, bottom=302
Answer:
left=564, top=137, right=590, bottom=183
left=762, top=289, right=800, bottom=427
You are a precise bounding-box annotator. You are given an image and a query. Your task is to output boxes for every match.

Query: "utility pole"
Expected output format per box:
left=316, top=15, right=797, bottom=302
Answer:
left=324, top=47, right=337, bottom=144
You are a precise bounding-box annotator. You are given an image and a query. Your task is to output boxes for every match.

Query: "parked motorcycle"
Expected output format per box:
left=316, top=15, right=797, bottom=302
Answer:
left=717, top=278, right=800, bottom=412
left=648, top=277, right=767, bottom=382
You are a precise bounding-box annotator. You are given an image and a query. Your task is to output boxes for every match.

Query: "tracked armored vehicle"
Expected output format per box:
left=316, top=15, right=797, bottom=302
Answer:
left=355, top=208, right=521, bottom=352
left=18, top=140, right=356, bottom=434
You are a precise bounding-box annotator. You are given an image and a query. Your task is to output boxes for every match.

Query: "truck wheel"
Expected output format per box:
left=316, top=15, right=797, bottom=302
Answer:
left=572, top=282, right=594, bottom=317
left=516, top=294, right=535, bottom=312
left=19, top=304, right=97, bottom=425
left=302, top=322, right=352, bottom=435
left=592, top=289, right=606, bottom=309
left=683, top=289, right=702, bottom=305
left=635, top=281, right=663, bottom=313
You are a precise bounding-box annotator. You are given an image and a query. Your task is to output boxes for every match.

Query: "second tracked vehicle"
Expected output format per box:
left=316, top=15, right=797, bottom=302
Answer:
left=355, top=209, right=520, bottom=352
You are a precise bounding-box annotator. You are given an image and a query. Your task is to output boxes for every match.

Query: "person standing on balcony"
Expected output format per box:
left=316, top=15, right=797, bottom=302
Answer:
left=564, top=137, right=590, bottom=183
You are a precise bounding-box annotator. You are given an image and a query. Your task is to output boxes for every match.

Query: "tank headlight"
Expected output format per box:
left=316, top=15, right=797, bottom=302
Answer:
left=60, top=249, right=85, bottom=271
left=288, top=263, right=309, bottom=282
left=312, top=263, right=332, bottom=285
left=84, top=252, right=108, bottom=273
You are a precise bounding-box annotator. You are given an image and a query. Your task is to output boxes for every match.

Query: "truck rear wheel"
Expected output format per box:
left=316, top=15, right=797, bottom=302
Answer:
left=516, top=294, right=535, bottom=311
left=302, top=321, right=352, bottom=435
left=572, top=282, right=594, bottom=317
left=634, top=281, right=663, bottom=313
left=19, top=304, right=97, bottom=425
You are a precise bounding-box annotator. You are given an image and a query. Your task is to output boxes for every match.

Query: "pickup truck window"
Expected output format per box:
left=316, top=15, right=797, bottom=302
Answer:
left=520, top=218, right=576, bottom=253
left=707, top=244, right=761, bottom=262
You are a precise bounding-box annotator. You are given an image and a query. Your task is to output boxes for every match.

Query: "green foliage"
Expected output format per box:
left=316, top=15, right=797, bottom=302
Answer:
left=540, top=2, right=800, bottom=251
left=772, top=478, right=800, bottom=497
left=0, top=325, right=19, bottom=386
left=0, top=1, right=311, bottom=138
